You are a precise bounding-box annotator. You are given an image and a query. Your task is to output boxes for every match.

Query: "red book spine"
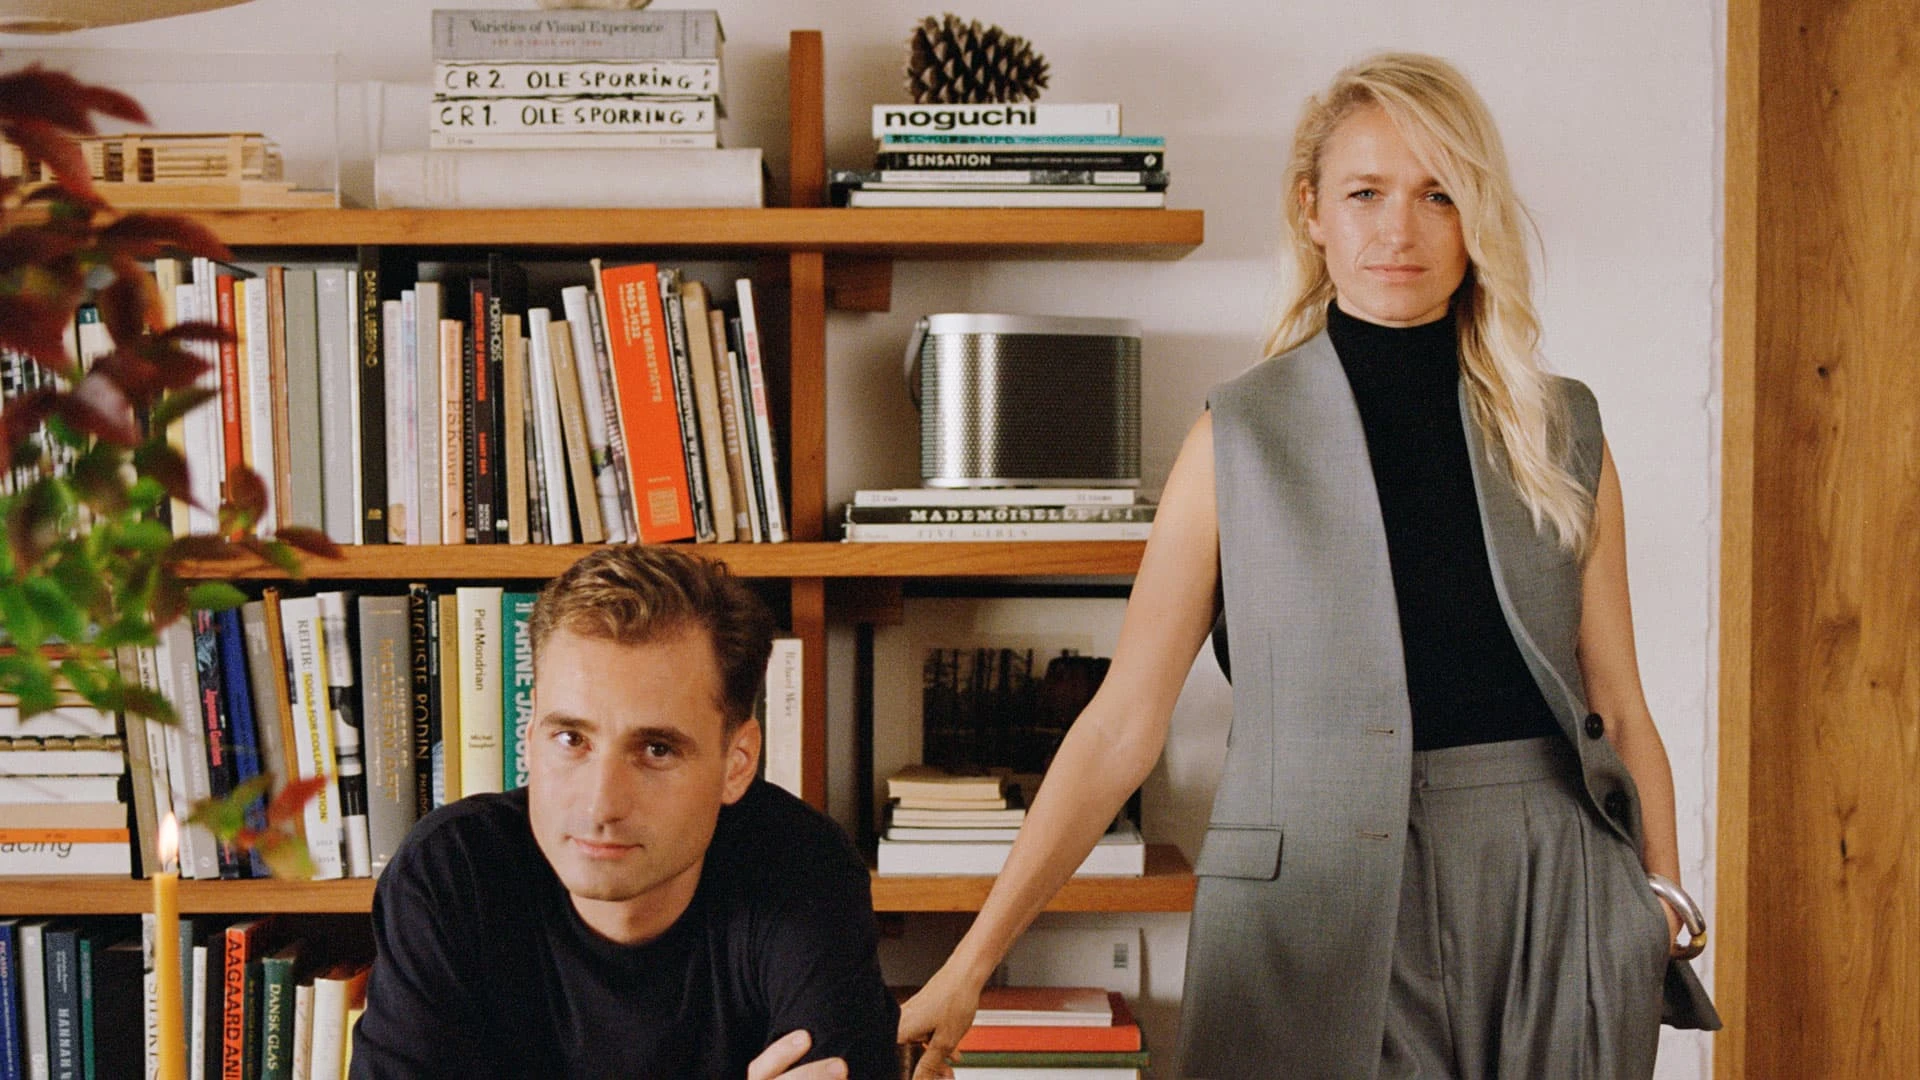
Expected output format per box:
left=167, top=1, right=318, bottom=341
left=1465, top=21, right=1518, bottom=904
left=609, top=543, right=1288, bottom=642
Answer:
left=216, top=271, right=244, bottom=497
left=598, top=262, right=693, bottom=542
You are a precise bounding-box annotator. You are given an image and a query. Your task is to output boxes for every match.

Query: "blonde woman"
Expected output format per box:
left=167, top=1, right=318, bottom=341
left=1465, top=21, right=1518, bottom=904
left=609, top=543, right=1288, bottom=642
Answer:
left=897, top=52, right=1719, bottom=1078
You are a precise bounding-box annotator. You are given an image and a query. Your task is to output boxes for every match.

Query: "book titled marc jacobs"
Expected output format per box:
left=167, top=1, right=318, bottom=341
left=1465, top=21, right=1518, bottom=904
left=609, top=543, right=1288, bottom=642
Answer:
left=872, top=103, right=1120, bottom=138
left=433, top=97, right=715, bottom=136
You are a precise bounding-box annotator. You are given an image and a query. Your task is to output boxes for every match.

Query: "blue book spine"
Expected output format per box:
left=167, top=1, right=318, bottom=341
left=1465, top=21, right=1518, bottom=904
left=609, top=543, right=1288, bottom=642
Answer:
left=44, top=925, right=81, bottom=1080
left=191, top=610, right=245, bottom=878
left=0, top=921, right=22, bottom=1080
left=76, top=936, right=93, bottom=1080
left=218, top=609, right=272, bottom=877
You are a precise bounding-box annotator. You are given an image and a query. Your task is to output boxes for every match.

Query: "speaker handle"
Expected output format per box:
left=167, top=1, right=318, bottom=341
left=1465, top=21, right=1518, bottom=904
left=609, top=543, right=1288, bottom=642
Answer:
left=902, top=316, right=929, bottom=408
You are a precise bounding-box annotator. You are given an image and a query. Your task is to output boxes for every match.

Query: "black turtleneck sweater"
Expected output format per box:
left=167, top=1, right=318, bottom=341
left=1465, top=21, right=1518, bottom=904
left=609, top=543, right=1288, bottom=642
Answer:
left=1324, top=301, right=1561, bottom=751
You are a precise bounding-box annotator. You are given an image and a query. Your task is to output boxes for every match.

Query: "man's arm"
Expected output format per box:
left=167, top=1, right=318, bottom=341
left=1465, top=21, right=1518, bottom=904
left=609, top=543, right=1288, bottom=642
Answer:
left=349, top=834, right=498, bottom=1078
left=755, top=837, right=900, bottom=1080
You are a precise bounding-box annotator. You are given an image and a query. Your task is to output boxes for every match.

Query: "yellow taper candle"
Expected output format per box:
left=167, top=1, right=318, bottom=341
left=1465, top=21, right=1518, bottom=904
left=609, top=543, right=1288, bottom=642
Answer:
left=154, top=813, right=184, bottom=1080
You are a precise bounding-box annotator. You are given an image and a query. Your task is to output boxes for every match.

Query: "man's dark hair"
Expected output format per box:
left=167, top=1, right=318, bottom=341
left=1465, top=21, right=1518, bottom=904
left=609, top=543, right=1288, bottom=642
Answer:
left=529, top=545, right=775, bottom=730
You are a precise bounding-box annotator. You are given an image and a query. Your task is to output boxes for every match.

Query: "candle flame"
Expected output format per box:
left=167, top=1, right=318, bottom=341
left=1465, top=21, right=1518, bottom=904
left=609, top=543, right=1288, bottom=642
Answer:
left=158, top=812, right=178, bottom=871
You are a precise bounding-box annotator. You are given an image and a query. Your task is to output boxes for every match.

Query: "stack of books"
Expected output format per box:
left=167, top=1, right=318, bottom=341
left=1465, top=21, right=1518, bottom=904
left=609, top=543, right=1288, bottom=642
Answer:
left=831, top=102, right=1167, bottom=209
left=948, top=987, right=1150, bottom=1079
left=0, top=685, right=131, bottom=876
left=877, top=766, right=1144, bottom=877
left=843, top=487, right=1154, bottom=542
left=380, top=8, right=763, bottom=208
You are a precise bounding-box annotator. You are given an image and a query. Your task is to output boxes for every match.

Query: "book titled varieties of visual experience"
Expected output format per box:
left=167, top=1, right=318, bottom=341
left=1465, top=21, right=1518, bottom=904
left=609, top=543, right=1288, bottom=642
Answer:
left=432, top=9, right=724, bottom=61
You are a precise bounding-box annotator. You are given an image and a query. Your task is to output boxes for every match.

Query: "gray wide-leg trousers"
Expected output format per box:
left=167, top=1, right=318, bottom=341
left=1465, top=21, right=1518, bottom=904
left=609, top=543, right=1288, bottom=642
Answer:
left=1379, top=735, right=1670, bottom=1080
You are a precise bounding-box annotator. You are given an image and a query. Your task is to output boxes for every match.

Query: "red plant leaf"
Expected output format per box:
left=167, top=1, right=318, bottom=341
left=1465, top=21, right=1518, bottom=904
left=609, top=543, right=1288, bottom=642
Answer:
left=224, top=464, right=269, bottom=521
left=1, top=388, right=60, bottom=459
left=0, top=118, right=97, bottom=202
left=265, top=773, right=331, bottom=829
left=0, top=67, right=147, bottom=133
left=164, top=535, right=237, bottom=563
left=79, top=349, right=163, bottom=405
left=0, top=294, right=83, bottom=375
left=156, top=320, right=231, bottom=346
left=5, top=480, right=63, bottom=571
left=53, top=372, right=140, bottom=445
left=98, top=213, right=230, bottom=263
left=272, top=526, right=342, bottom=560
left=131, top=441, right=194, bottom=504
left=0, top=223, right=90, bottom=275
left=97, top=264, right=163, bottom=341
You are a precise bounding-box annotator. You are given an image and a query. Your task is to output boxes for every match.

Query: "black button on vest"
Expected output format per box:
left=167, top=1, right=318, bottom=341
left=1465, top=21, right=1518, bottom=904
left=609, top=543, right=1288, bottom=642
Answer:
left=1585, top=712, right=1606, bottom=739
left=1604, top=790, right=1631, bottom=826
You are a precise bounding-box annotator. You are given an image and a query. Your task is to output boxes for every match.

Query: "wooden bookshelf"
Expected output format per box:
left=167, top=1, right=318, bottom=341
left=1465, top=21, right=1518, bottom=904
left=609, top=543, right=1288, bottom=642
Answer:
left=162, top=207, right=1203, bottom=259
left=0, top=877, right=375, bottom=916
left=177, top=541, right=1147, bottom=581
left=870, top=844, right=1196, bottom=913
left=0, top=847, right=1193, bottom=916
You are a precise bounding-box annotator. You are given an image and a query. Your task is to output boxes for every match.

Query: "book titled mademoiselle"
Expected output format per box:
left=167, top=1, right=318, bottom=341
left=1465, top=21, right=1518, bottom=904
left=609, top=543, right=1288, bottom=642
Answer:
left=872, top=103, right=1120, bottom=138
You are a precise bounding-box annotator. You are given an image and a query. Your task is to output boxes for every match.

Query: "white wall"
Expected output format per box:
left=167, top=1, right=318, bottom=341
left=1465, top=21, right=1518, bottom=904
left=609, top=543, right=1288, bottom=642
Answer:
left=4, top=2, right=1723, bottom=1074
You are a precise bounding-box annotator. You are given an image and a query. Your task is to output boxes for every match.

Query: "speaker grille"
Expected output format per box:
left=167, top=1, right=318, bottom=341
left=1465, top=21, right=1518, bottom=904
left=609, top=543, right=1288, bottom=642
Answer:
left=920, top=332, right=1140, bottom=485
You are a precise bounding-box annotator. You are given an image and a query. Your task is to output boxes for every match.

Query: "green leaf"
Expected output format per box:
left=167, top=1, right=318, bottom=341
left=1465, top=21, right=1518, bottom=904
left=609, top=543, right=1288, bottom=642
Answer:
left=22, top=576, right=86, bottom=642
left=56, top=657, right=107, bottom=698
left=185, top=581, right=247, bottom=612
left=126, top=477, right=166, bottom=513
left=186, top=780, right=261, bottom=841
left=253, top=830, right=315, bottom=881
left=117, top=519, right=174, bottom=554
left=93, top=682, right=172, bottom=722
left=147, top=386, right=218, bottom=431
left=94, top=616, right=158, bottom=650
left=48, top=547, right=105, bottom=613
left=0, top=583, right=46, bottom=649
left=239, top=538, right=300, bottom=578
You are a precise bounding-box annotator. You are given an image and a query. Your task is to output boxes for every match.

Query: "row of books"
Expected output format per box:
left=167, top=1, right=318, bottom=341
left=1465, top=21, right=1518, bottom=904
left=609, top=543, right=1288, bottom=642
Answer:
left=844, top=488, right=1155, bottom=542
left=0, top=914, right=370, bottom=1080
left=147, top=252, right=786, bottom=550
left=875, top=767, right=1144, bottom=877
left=429, top=8, right=727, bottom=150
left=834, top=104, right=1168, bottom=209
left=945, top=986, right=1148, bottom=1079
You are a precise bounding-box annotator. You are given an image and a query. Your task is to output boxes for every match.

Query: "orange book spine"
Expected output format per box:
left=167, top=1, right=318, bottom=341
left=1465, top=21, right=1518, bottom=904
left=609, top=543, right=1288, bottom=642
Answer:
left=216, top=271, right=245, bottom=496
left=598, top=262, right=693, bottom=542
left=0, top=828, right=131, bottom=844
left=953, top=992, right=1143, bottom=1053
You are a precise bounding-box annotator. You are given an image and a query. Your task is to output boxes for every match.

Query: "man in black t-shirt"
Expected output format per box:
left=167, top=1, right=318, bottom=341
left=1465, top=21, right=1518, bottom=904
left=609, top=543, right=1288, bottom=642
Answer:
left=352, top=547, right=898, bottom=1079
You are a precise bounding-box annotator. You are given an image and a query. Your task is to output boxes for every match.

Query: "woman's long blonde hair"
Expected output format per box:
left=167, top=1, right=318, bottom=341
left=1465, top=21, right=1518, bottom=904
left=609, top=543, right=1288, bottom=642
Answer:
left=1263, top=52, right=1592, bottom=553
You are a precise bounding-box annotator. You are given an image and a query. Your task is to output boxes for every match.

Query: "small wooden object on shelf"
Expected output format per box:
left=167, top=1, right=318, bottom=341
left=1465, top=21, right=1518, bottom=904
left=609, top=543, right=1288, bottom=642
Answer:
left=1, top=131, right=336, bottom=208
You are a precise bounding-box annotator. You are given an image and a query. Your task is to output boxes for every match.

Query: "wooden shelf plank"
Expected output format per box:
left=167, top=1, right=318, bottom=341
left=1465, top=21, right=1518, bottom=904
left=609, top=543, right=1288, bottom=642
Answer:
left=177, top=541, right=1146, bottom=581
left=870, top=844, right=1195, bottom=913
left=0, top=877, right=375, bottom=915
left=151, top=208, right=1200, bottom=258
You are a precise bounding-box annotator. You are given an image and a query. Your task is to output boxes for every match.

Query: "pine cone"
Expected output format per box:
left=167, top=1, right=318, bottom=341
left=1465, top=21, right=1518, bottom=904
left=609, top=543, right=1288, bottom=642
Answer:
left=905, top=14, right=1050, bottom=104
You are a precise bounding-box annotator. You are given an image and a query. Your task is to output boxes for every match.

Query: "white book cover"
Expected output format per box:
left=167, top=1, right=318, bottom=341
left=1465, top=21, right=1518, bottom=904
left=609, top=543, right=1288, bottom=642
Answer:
left=434, top=58, right=721, bottom=99
left=242, top=271, right=276, bottom=535
left=399, top=291, right=422, bottom=544
left=845, top=521, right=1152, bottom=542
left=527, top=308, right=575, bottom=544
left=188, top=944, right=207, bottom=1080
left=155, top=620, right=218, bottom=880
left=734, top=279, right=785, bottom=542
left=561, top=285, right=627, bottom=542
left=457, top=587, right=504, bottom=795
left=376, top=147, right=762, bottom=210
left=134, top=646, right=175, bottom=871
left=381, top=299, right=412, bottom=545
left=318, top=592, right=373, bottom=878
left=291, top=982, right=314, bottom=1080
left=761, top=637, right=802, bottom=798
left=413, top=282, right=444, bottom=546
left=678, top=282, right=734, bottom=542
left=429, top=130, right=718, bottom=151
left=872, top=102, right=1121, bottom=138
left=279, top=597, right=344, bottom=880
left=711, top=307, right=761, bottom=542
left=0, top=842, right=132, bottom=875
left=20, top=920, right=49, bottom=1079
left=0, top=749, right=126, bottom=776
left=544, top=318, right=603, bottom=544
left=0, top=775, right=122, bottom=802
left=314, top=268, right=358, bottom=546
left=0, top=703, right=115, bottom=737
left=176, top=281, right=219, bottom=536
left=586, top=259, right=640, bottom=540
left=438, top=319, right=466, bottom=545
left=344, top=270, right=365, bottom=545
left=430, top=8, right=724, bottom=62
left=852, top=487, right=1137, bottom=508
left=877, top=824, right=1144, bottom=877
left=847, top=189, right=1164, bottom=209
left=430, top=96, right=715, bottom=136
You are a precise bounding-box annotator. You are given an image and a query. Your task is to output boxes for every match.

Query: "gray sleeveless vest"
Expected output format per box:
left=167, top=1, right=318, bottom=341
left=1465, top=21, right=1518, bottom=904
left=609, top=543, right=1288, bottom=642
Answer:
left=1176, top=333, right=1716, bottom=1077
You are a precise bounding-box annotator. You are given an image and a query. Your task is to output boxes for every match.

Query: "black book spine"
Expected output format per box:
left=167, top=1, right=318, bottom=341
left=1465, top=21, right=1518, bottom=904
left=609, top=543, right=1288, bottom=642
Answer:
left=656, top=269, right=714, bottom=542
left=486, top=254, right=527, bottom=543
left=874, top=149, right=1164, bottom=170
left=724, top=316, right=770, bottom=543
left=356, top=248, right=389, bottom=544
left=407, top=584, right=434, bottom=818
left=467, top=278, right=494, bottom=544
left=191, top=609, right=246, bottom=879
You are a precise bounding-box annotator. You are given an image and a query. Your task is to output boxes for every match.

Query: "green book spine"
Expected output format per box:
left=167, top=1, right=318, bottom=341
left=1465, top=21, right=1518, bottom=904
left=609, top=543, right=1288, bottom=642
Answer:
left=502, top=592, right=537, bottom=790
left=78, top=936, right=94, bottom=1080
left=948, top=1049, right=1152, bottom=1068
left=257, top=955, right=295, bottom=1080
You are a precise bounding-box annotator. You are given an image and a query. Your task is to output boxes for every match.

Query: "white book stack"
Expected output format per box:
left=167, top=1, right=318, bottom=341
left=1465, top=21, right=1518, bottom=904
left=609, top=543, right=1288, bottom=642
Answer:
left=874, top=766, right=1148, bottom=877
left=399, top=8, right=764, bottom=208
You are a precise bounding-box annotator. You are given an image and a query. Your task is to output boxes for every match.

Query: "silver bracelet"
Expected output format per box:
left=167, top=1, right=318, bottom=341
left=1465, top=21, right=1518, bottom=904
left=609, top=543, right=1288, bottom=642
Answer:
left=1646, top=873, right=1707, bottom=960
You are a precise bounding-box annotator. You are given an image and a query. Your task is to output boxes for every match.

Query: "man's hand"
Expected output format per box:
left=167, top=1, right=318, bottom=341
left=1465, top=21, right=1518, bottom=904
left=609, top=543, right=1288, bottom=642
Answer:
left=747, top=1030, right=846, bottom=1080
left=896, top=964, right=984, bottom=1080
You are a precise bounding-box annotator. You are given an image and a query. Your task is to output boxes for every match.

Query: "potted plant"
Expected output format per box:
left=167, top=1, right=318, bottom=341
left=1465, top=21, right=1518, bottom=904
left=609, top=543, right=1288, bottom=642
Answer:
left=0, top=64, right=336, bottom=873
